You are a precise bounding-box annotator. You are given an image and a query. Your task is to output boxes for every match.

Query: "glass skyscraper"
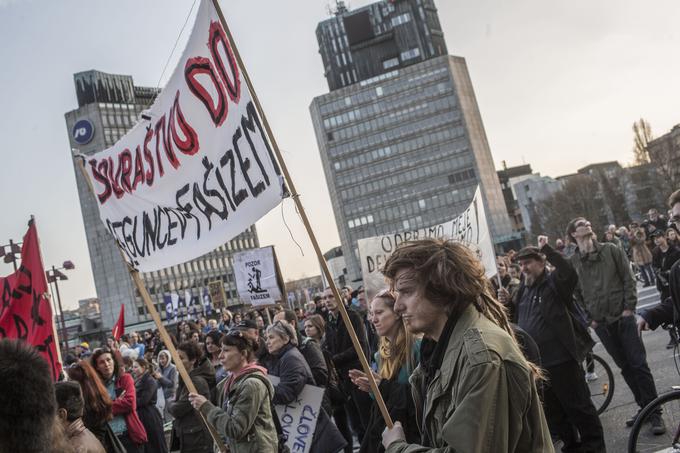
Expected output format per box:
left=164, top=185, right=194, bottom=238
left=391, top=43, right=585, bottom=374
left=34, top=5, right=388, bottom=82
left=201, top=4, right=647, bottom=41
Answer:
left=310, top=1, right=514, bottom=283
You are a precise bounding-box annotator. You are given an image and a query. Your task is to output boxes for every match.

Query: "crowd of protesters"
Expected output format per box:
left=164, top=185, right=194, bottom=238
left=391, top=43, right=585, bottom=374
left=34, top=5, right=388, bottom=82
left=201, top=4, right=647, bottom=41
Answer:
left=1, top=189, right=680, bottom=453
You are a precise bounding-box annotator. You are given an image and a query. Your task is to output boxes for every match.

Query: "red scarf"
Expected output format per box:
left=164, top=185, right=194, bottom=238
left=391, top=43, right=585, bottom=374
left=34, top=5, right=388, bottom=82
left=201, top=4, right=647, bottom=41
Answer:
left=224, top=363, right=268, bottom=396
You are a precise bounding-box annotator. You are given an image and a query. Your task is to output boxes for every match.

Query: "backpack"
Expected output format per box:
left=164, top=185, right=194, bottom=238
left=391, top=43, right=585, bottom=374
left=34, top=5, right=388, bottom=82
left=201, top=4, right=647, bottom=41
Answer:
left=245, top=373, right=290, bottom=453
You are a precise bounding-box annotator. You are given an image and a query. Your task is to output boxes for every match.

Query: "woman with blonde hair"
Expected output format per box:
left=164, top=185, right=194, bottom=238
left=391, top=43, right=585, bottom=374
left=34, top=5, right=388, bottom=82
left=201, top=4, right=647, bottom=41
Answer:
left=349, top=290, right=420, bottom=453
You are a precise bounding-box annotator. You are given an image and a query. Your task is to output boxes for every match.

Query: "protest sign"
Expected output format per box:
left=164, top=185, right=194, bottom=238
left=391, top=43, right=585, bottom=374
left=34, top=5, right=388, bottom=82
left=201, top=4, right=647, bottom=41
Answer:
left=357, top=186, right=497, bottom=300
left=233, top=246, right=283, bottom=307
left=82, top=0, right=285, bottom=272
left=268, top=375, right=323, bottom=453
left=208, top=279, right=227, bottom=309
left=0, top=221, right=62, bottom=380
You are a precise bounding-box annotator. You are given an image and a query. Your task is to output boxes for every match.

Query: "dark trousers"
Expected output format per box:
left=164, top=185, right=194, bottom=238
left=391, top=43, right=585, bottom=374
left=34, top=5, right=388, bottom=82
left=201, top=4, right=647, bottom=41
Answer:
left=544, top=360, right=606, bottom=453
left=340, top=378, right=372, bottom=443
left=595, top=315, right=658, bottom=409
left=333, top=403, right=354, bottom=453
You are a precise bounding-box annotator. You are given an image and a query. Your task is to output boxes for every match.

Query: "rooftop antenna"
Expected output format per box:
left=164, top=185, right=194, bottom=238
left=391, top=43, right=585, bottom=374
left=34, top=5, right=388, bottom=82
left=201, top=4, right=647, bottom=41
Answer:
left=334, top=0, right=348, bottom=15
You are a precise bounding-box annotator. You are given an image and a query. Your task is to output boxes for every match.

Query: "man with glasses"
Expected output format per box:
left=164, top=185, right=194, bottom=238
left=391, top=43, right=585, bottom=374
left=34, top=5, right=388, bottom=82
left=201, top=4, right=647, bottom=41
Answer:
left=567, top=215, right=664, bottom=434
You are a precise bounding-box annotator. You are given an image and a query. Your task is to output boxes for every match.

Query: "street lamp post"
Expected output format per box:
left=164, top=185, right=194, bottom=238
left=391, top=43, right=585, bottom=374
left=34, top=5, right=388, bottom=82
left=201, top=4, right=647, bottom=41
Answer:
left=0, top=240, right=22, bottom=271
left=46, top=261, right=75, bottom=352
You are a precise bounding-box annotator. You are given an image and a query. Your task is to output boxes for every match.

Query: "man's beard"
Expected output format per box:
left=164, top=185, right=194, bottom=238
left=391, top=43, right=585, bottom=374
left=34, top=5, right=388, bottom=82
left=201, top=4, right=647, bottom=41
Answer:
left=524, top=274, right=536, bottom=286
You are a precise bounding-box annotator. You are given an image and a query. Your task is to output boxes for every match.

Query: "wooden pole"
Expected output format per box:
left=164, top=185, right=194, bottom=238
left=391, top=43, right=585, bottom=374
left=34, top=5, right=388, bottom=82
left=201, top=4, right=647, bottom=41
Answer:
left=75, top=158, right=227, bottom=452
left=210, top=0, right=394, bottom=428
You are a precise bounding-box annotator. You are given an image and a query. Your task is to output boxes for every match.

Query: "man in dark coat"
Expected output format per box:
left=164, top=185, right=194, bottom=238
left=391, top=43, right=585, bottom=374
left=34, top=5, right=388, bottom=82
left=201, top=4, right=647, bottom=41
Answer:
left=323, top=286, right=372, bottom=450
left=499, top=236, right=605, bottom=452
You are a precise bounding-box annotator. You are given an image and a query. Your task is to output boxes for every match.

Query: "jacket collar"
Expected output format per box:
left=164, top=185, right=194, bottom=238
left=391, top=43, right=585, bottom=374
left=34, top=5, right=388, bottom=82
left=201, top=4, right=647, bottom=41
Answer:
left=435, top=304, right=483, bottom=391
left=575, top=240, right=602, bottom=261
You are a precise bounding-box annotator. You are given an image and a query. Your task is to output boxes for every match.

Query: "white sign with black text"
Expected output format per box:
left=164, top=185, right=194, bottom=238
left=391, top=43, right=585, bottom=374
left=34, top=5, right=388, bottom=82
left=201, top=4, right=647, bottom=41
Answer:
left=233, top=246, right=282, bottom=307
left=357, top=186, right=497, bottom=300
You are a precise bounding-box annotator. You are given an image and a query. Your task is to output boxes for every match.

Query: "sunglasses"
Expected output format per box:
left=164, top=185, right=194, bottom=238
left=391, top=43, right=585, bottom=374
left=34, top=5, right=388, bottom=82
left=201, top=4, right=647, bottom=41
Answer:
left=575, top=220, right=590, bottom=228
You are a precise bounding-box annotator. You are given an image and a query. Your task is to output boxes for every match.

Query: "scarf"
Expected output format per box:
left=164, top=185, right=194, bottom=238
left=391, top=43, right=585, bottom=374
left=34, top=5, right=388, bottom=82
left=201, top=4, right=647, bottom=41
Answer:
left=223, top=363, right=268, bottom=396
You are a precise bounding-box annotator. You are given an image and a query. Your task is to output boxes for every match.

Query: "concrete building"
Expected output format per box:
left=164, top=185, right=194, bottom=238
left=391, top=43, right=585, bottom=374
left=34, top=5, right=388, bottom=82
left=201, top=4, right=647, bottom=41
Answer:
left=513, top=175, right=563, bottom=234
left=65, top=70, right=259, bottom=329
left=497, top=163, right=533, bottom=234
left=310, top=1, right=513, bottom=283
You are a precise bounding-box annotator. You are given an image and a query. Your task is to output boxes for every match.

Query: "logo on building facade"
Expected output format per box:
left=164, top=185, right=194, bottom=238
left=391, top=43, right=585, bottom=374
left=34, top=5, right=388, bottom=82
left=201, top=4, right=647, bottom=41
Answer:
left=72, top=119, right=94, bottom=145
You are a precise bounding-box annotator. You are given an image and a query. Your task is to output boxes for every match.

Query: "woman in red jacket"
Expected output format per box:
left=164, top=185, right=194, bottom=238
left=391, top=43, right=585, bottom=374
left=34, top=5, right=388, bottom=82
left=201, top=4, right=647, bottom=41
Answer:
left=91, top=348, right=148, bottom=452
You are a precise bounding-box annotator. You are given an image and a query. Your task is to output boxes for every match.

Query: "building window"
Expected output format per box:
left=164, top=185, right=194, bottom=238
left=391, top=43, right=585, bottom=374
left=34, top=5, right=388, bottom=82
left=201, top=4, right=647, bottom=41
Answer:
left=401, top=48, right=421, bottom=61
left=391, top=12, right=411, bottom=27
left=383, top=57, right=399, bottom=69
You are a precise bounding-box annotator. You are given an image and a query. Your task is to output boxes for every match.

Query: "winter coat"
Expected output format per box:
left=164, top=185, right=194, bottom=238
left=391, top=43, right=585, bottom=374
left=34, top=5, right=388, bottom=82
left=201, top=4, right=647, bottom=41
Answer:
left=640, top=260, right=680, bottom=330
left=325, top=309, right=370, bottom=379
left=299, top=337, right=328, bottom=387
left=572, top=241, right=638, bottom=324
left=201, top=369, right=278, bottom=453
left=65, top=419, right=106, bottom=453
left=266, top=343, right=315, bottom=405
left=168, top=357, right=216, bottom=453
left=385, top=305, right=553, bottom=453
left=135, top=372, right=168, bottom=453
left=631, top=231, right=653, bottom=265
left=112, top=373, right=148, bottom=445
left=509, top=244, right=594, bottom=363
left=652, top=245, right=680, bottom=299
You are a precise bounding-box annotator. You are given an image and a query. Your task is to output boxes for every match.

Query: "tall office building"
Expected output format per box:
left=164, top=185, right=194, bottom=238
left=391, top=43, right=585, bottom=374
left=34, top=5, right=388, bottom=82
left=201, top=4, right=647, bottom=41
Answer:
left=310, top=1, right=514, bottom=283
left=65, top=70, right=259, bottom=329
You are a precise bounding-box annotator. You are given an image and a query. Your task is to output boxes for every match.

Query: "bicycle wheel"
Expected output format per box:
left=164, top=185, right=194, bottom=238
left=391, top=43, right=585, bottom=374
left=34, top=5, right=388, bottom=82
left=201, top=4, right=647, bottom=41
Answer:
left=584, top=353, right=615, bottom=414
left=628, top=389, right=680, bottom=453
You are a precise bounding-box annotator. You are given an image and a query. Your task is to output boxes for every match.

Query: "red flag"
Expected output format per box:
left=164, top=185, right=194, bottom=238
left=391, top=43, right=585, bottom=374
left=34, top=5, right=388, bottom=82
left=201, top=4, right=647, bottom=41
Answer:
left=0, top=221, right=62, bottom=380
left=112, top=304, right=125, bottom=341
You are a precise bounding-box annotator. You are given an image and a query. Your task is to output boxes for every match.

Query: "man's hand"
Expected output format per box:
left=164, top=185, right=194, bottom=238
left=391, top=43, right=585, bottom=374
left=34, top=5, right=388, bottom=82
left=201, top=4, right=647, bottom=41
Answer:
left=382, top=421, right=406, bottom=449
left=637, top=316, right=650, bottom=336
left=622, top=309, right=635, bottom=317
left=188, top=392, right=208, bottom=411
left=590, top=320, right=598, bottom=329
left=497, top=287, right=510, bottom=304
left=537, top=235, right=549, bottom=249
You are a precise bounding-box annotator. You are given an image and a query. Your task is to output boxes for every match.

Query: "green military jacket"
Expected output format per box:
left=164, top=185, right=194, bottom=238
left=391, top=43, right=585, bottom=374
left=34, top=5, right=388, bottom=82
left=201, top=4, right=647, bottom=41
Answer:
left=200, top=370, right=278, bottom=453
left=386, top=305, right=553, bottom=453
left=571, top=241, right=637, bottom=324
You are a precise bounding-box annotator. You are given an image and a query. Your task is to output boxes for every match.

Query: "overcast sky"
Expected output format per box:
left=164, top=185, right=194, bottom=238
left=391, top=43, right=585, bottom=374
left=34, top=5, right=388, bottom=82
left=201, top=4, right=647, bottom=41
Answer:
left=1, top=0, right=679, bottom=310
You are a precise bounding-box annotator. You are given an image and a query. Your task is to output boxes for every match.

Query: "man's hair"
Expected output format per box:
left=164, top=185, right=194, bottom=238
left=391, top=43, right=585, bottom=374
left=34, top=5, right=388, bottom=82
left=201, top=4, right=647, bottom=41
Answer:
left=281, top=309, right=297, bottom=325
left=565, top=217, right=586, bottom=242
left=55, top=381, right=85, bottom=422
left=382, top=239, right=514, bottom=338
left=669, top=189, right=680, bottom=209
left=0, top=339, right=57, bottom=452
left=178, top=341, right=204, bottom=363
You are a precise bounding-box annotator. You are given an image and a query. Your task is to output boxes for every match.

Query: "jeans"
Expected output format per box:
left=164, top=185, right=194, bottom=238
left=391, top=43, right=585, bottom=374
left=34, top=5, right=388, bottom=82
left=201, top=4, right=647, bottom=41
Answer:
left=595, top=315, right=658, bottom=409
left=544, top=360, right=606, bottom=453
left=640, top=264, right=655, bottom=287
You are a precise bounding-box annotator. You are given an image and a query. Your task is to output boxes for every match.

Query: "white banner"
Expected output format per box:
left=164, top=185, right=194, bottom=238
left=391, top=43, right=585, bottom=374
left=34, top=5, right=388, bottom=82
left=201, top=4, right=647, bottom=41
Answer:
left=82, top=0, right=284, bottom=272
left=233, top=246, right=282, bottom=307
left=268, top=375, right=323, bottom=453
left=357, top=186, right=497, bottom=300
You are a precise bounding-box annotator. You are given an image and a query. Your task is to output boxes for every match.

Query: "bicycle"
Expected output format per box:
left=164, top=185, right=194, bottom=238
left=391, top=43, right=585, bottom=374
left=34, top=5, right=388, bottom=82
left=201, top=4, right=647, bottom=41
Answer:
left=584, top=352, right=615, bottom=414
left=628, top=325, right=680, bottom=453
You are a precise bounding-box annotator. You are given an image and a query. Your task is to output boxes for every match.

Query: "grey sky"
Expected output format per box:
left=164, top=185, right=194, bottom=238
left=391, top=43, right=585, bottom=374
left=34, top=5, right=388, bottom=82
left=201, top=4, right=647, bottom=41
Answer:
left=1, top=0, right=678, bottom=310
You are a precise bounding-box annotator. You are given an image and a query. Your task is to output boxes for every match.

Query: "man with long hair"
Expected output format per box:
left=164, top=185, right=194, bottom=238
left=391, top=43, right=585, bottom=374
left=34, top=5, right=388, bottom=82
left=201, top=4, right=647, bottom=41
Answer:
left=380, top=239, right=552, bottom=453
